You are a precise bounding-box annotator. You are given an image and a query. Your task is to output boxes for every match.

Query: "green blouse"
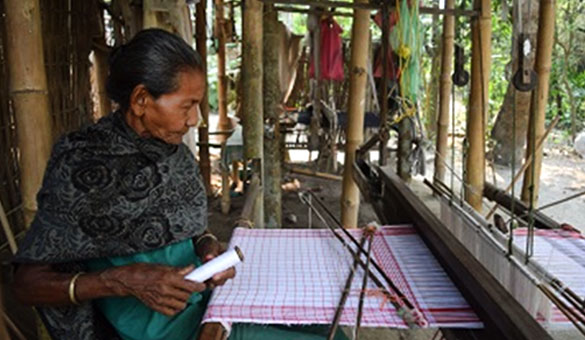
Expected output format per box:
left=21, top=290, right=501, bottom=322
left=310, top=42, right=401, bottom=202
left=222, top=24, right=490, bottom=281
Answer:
left=87, top=239, right=210, bottom=340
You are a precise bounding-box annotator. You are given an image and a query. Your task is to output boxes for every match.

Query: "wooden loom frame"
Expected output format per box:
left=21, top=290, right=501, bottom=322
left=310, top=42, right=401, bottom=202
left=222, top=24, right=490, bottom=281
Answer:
left=197, top=159, right=553, bottom=340
left=352, top=160, right=553, bottom=340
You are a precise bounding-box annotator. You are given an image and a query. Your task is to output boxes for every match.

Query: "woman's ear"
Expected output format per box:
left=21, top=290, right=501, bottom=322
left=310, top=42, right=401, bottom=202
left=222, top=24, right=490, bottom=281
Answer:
left=128, top=84, right=149, bottom=117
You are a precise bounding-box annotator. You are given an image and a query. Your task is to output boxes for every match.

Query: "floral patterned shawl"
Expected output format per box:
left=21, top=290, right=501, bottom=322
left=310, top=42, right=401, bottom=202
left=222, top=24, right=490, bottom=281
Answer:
left=13, top=111, right=208, bottom=339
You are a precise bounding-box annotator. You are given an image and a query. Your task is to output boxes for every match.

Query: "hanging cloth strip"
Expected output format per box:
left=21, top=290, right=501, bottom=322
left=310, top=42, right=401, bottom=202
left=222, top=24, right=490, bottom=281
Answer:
left=309, top=17, right=345, bottom=81
left=372, top=10, right=400, bottom=80
left=202, top=226, right=482, bottom=330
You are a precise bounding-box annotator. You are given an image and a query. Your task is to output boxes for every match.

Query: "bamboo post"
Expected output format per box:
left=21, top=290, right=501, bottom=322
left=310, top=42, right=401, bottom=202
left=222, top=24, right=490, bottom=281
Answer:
left=263, top=4, right=282, bottom=228
left=521, top=0, right=555, bottom=206
left=0, top=280, right=11, bottom=340
left=215, top=0, right=231, bottom=131
left=464, top=0, right=491, bottom=211
left=379, top=3, right=390, bottom=166
left=242, top=0, right=264, bottom=228
left=4, top=0, right=54, bottom=228
left=341, top=0, right=370, bottom=228
left=196, top=0, right=212, bottom=194
left=434, top=0, right=455, bottom=183
left=397, top=118, right=413, bottom=181
left=91, top=42, right=111, bottom=120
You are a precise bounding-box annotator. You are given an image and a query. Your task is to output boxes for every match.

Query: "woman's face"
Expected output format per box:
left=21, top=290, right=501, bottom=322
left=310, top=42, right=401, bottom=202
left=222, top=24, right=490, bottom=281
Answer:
left=133, top=69, right=205, bottom=145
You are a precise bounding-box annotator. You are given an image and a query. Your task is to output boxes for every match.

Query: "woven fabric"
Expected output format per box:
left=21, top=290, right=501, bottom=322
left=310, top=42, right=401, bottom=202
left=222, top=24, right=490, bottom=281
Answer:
left=203, top=226, right=482, bottom=329
left=514, top=229, right=585, bottom=327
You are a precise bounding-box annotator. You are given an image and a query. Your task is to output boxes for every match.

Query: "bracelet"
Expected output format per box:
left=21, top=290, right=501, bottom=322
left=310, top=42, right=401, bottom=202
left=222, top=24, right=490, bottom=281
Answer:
left=68, top=272, right=85, bottom=305
left=195, top=233, right=218, bottom=246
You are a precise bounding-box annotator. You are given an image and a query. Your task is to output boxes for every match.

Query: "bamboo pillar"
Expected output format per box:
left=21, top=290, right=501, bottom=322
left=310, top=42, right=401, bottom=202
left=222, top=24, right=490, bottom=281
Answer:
left=4, top=0, right=54, bottom=227
left=341, top=0, right=370, bottom=228
left=398, top=119, right=414, bottom=181
left=263, top=4, right=282, bottom=228
left=434, top=0, right=455, bottom=183
left=379, top=3, right=390, bottom=166
left=91, top=44, right=111, bottom=120
left=464, top=0, right=492, bottom=211
left=242, top=0, right=264, bottom=228
left=521, top=0, right=555, bottom=206
left=215, top=0, right=231, bottom=131
left=196, top=0, right=212, bottom=194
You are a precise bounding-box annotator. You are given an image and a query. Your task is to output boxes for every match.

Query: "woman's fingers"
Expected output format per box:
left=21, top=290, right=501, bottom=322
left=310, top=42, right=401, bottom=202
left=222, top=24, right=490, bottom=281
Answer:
left=208, top=266, right=236, bottom=288
left=177, top=264, right=195, bottom=276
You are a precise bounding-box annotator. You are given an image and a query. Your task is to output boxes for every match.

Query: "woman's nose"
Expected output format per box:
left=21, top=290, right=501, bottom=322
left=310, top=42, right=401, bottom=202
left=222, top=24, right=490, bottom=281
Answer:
left=186, top=105, right=200, bottom=128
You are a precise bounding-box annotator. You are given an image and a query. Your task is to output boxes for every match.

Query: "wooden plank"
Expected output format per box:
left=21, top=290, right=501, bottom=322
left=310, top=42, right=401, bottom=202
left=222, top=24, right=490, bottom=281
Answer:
left=377, top=166, right=553, bottom=340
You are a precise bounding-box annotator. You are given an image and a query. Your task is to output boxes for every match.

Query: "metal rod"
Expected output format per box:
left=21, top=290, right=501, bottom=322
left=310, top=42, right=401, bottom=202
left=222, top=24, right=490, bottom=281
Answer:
left=328, top=235, right=367, bottom=340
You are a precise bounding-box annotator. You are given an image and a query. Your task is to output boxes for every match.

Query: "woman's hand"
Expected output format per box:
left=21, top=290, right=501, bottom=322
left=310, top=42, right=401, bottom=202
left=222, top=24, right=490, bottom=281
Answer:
left=195, top=236, right=236, bottom=289
left=100, top=263, right=206, bottom=316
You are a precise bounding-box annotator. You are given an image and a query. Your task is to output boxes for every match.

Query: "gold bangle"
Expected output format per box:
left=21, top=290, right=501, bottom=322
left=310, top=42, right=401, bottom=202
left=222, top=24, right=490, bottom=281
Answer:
left=68, top=272, right=84, bottom=305
left=195, top=233, right=218, bottom=246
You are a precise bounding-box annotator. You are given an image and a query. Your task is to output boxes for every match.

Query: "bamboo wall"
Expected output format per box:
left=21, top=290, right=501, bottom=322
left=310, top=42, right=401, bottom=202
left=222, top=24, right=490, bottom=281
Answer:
left=0, top=0, right=96, bottom=248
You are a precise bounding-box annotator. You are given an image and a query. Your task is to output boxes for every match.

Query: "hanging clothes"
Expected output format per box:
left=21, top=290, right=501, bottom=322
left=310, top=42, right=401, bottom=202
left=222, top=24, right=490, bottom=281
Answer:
left=309, top=17, right=344, bottom=81
left=373, top=10, right=400, bottom=80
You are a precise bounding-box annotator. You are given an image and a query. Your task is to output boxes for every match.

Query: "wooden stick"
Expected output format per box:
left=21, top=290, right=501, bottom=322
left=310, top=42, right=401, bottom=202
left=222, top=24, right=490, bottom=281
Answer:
left=485, top=115, right=559, bottom=220
left=327, top=235, right=367, bottom=340
left=288, top=166, right=342, bottom=181
left=196, top=0, right=212, bottom=194
left=0, top=201, right=17, bottom=254
left=354, top=232, right=373, bottom=340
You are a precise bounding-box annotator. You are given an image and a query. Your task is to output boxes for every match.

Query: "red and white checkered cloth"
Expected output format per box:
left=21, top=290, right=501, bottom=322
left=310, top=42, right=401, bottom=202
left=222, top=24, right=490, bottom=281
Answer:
left=514, top=228, right=585, bottom=327
left=202, top=225, right=482, bottom=329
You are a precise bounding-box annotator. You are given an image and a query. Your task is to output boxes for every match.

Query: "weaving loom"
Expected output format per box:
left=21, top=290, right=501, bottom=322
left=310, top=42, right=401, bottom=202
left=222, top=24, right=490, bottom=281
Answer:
left=202, top=226, right=482, bottom=330
left=199, top=163, right=561, bottom=340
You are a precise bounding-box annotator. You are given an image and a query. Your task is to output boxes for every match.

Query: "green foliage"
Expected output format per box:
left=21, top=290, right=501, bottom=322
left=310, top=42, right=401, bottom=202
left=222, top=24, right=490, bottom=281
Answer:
left=548, top=0, right=585, bottom=132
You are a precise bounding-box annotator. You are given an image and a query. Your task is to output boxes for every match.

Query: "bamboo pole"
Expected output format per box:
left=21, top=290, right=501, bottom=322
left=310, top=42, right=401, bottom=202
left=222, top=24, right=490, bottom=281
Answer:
left=215, top=0, right=231, bottom=131
left=521, top=0, right=555, bottom=206
left=341, top=0, right=370, bottom=228
left=0, top=270, right=10, bottom=340
left=378, top=3, right=390, bottom=166
left=434, top=0, right=455, bottom=183
left=242, top=0, right=265, bottom=228
left=4, top=0, right=54, bottom=228
left=263, top=4, right=282, bottom=228
left=464, top=0, right=491, bottom=211
left=196, top=0, right=212, bottom=194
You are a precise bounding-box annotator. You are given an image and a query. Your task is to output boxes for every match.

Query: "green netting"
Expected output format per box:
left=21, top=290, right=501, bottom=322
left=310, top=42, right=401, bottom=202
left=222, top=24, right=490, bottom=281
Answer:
left=395, top=0, right=423, bottom=104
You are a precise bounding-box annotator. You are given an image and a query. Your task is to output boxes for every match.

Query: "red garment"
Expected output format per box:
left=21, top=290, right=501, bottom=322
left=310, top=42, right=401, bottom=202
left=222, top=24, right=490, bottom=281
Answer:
left=309, top=18, right=344, bottom=81
left=373, top=10, right=399, bottom=79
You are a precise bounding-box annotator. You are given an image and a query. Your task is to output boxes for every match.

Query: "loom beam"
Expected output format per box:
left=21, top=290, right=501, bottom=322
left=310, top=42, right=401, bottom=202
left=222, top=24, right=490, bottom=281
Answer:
left=483, top=182, right=560, bottom=229
left=352, top=161, right=553, bottom=340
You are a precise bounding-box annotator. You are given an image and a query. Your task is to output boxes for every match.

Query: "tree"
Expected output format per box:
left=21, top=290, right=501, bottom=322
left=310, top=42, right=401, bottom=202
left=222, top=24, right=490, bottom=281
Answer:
left=490, top=0, right=539, bottom=166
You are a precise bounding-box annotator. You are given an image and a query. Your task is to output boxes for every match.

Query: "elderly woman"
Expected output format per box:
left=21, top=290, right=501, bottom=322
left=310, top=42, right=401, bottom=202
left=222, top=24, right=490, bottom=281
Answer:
left=12, top=28, right=348, bottom=340
left=12, top=29, right=233, bottom=339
